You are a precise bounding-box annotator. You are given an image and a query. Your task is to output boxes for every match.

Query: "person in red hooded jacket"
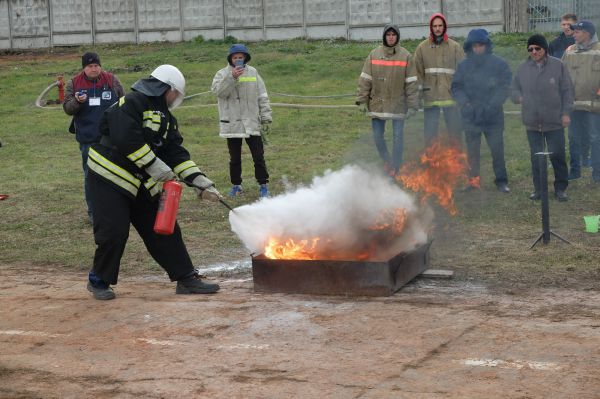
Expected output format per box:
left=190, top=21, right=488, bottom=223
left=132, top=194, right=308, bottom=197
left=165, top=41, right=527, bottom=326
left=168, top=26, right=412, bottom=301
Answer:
left=413, top=13, right=464, bottom=147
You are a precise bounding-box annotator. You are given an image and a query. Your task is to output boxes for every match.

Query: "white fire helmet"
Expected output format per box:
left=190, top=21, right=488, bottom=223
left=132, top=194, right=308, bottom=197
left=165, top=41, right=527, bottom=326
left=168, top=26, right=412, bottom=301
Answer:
left=150, top=64, right=186, bottom=109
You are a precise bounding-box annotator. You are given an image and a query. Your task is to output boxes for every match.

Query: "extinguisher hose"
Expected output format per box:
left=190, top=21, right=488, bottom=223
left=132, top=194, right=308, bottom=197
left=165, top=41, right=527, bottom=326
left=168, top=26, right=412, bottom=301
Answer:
left=182, top=180, right=236, bottom=212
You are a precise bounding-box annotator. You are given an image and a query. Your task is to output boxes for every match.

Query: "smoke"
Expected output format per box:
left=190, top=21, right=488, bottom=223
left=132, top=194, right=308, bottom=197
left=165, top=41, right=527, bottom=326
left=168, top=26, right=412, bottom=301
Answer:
left=229, top=164, right=433, bottom=261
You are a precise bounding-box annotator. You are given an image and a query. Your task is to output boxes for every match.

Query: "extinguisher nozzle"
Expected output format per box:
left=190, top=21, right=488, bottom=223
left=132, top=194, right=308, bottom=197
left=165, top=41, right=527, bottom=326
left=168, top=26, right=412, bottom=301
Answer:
left=219, top=198, right=236, bottom=212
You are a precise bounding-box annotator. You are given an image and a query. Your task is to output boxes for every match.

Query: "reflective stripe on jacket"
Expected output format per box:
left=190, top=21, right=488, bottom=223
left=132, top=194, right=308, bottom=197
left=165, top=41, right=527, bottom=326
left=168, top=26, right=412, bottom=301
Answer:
left=413, top=38, right=463, bottom=107
left=356, top=45, right=419, bottom=119
left=88, top=91, right=203, bottom=199
left=212, top=65, right=272, bottom=138
left=562, top=41, right=600, bottom=113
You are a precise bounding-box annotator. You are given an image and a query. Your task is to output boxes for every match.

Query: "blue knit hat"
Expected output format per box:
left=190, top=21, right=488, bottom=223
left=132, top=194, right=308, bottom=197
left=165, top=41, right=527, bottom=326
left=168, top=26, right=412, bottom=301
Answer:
left=227, top=44, right=251, bottom=66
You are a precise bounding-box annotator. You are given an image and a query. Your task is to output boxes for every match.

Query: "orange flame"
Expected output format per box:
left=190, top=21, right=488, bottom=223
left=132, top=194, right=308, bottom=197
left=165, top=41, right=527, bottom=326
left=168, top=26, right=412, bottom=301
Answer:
left=263, top=208, right=408, bottom=260
left=264, top=237, right=321, bottom=260
left=468, top=176, right=481, bottom=188
left=397, top=139, right=468, bottom=215
left=368, top=208, right=407, bottom=234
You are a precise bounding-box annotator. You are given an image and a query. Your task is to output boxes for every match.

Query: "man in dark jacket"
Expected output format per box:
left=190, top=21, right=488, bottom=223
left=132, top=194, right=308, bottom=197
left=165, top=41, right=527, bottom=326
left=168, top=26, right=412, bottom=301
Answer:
left=451, top=29, right=512, bottom=192
left=512, top=34, right=574, bottom=201
left=86, top=65, right=222, bottom=300
left=549, top=13, right=577, bottom=59
left=63, top=52, right=125, bottom=223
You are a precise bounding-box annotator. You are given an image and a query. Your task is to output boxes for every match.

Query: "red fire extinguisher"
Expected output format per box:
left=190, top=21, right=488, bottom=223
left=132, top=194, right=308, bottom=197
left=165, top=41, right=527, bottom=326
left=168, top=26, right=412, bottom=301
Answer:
left=154, top=180, right=183, bottom=235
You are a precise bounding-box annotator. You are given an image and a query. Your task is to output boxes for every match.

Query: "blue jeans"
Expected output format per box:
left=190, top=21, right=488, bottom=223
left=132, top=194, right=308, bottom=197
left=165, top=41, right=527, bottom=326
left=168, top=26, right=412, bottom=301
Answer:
left=371, top=118, right=404, bottom=172
left=568, top=110, right=593, bottom=176
left=423, top=106, right=463, bottom=146
left=80, top=142, right=93, bottom=219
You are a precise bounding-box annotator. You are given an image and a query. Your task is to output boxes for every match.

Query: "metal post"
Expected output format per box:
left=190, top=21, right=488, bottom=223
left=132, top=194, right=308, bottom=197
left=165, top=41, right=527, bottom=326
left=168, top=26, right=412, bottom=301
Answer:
left=539, top=152, right=550, bottom=244
left=91, top=0, right=96, bottom=45
left=530, top=151, right=571, bottom=248
left=47, top=0, right=53, bottom=47
left=133, top=0, right=139, bottom=44
left=222, top=0, right=227, bottom=40
left=261, top=0, right=266, bottom=41
left=179, top=0, right=184, bottom=42
left=345, top=0, right=350, bottom=40
left=302, top=0, right=307, bottom=38
left=8, top=0, right=13, bottom=49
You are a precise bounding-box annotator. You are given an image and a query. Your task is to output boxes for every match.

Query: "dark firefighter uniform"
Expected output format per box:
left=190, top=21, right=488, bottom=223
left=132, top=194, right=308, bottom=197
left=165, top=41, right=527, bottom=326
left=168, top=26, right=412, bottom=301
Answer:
left=87, top=79, right=204, bottom=286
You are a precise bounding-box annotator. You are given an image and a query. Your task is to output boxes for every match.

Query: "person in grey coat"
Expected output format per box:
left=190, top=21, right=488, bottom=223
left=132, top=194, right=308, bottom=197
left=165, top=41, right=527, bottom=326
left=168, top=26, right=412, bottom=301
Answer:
left=512, top=34, right=574, bottom=201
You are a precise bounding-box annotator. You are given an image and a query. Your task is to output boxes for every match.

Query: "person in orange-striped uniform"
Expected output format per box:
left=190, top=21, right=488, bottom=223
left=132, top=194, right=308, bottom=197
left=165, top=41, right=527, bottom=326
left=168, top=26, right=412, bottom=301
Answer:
left=356, top=24, right=419, bottom=176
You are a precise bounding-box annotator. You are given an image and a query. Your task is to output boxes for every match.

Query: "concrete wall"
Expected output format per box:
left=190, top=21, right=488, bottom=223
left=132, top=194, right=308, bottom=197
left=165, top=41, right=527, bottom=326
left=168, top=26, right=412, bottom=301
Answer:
left=0, top=0, right=504, bottom=49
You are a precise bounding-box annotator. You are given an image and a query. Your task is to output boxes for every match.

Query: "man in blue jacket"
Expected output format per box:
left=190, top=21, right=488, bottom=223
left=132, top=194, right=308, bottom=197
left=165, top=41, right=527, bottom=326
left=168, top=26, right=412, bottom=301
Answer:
left=451, top=29, right=512, bottom=193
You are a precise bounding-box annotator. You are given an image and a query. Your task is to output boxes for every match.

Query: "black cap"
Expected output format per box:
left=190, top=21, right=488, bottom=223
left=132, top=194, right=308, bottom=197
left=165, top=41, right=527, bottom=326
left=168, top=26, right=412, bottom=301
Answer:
left=82, top=52, right=101, bottom=68
left=527, top=34, right=548, bottom=52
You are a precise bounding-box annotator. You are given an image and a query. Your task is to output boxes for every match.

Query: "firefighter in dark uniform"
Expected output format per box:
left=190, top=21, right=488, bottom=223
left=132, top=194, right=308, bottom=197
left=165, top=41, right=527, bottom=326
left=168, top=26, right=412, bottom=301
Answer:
left=86, top=65, right=222, bottom=300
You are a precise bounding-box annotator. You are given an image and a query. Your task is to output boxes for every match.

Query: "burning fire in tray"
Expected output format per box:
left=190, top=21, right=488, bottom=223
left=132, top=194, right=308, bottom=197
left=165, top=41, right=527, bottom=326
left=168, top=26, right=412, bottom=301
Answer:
left=230, top=140, right=468, bottom=262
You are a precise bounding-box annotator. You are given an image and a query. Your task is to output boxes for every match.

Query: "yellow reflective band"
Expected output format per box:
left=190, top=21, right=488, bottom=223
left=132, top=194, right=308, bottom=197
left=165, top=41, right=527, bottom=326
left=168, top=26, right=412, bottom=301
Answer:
left=127, top=143, right=156, bottom=168
left=424, top=99, right=457, bottom=107
left=239, top=76, right=257, bottom=82
left=142, top=111, right=162, bottom=132
left=180, top=166, right=202, bottom=179
left=144, top=178, right=160, bottom=197
left=174, top=161, right=202, bottom=179
left=173, top=160, right=195, bottom=174
left=119, top=97, right=125, bottom=106
left=88, top=149, right=140, bottom=196
left=127, top=144, right=151, bottom=162
left=143, top=119, right=160, bottom=132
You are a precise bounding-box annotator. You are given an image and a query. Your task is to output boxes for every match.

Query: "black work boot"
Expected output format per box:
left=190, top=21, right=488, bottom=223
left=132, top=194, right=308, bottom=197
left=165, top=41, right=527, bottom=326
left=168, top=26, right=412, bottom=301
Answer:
left=176, top=273, right=220, bottom=295
left=87, top=282, right=116, bottom=300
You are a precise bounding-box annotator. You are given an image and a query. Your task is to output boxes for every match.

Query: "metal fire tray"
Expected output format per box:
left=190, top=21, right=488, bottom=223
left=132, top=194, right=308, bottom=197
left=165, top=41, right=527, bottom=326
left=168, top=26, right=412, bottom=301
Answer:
left=251, top=242, right=431, bottom=296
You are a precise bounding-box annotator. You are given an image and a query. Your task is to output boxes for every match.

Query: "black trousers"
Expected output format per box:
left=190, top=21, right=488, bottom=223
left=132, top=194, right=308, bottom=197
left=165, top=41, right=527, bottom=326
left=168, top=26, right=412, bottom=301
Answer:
left=526, top=129, right=568, bottom=192
left=464, top=127, right=508, bottom=185
left=227, top=136, right=269, bottom=185
left=88, top=172, right=195, bottom=285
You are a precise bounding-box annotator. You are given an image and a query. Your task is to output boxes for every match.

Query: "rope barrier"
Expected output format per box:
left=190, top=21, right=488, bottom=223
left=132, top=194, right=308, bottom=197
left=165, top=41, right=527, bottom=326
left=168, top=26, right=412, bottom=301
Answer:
left=35, top=82, right=523, bottom=114
left=183, top=90, right=212, bottom=99
left=271, top=92, right=354, bottom=99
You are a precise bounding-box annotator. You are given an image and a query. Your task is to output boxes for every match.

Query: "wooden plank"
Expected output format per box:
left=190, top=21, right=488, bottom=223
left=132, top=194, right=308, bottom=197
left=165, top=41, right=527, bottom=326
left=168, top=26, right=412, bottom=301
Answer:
left=419, top=269, right=454, bottom=279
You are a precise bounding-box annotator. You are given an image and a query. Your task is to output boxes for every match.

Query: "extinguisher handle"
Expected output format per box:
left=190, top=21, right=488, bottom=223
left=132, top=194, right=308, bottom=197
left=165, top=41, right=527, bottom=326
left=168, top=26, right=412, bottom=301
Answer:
left=181, top=180, right=236, bottom=213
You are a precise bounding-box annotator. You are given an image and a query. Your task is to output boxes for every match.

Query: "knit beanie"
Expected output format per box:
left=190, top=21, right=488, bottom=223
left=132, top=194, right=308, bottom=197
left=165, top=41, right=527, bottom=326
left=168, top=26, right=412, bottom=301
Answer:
left=527, top=34, right=548, bottom=52
left=82, top=52, right=101, bottom=68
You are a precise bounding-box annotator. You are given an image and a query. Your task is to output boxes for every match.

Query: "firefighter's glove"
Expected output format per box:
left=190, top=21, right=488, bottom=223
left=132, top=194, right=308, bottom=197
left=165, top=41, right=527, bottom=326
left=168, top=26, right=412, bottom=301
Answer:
left=260, top=122, right=271, bottom=145
left=405, top=108, right=417, bottom=119
left=146, top=158, right=176, bottom=182
left=193, top=175, right=222, bottom=202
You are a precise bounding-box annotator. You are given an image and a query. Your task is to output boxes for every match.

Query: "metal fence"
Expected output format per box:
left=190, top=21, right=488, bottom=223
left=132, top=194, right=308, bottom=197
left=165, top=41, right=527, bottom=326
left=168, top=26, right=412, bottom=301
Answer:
left=527, top=0, right=600, bottom=31
left=0, top=0, right=505, bottom=49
